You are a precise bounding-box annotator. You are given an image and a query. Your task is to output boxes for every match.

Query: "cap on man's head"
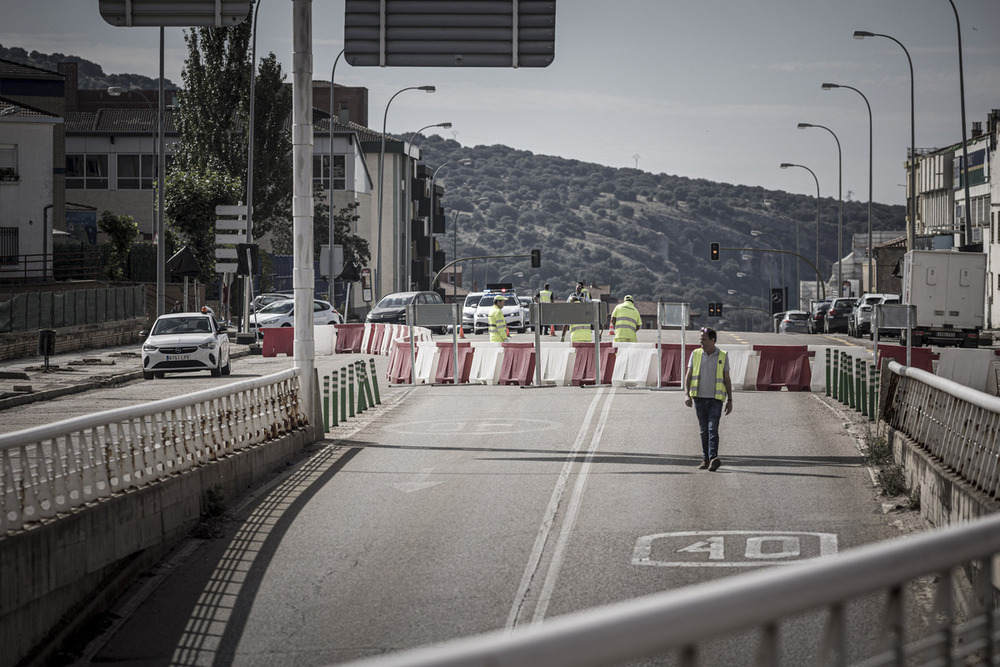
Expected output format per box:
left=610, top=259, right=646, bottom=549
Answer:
left=624, top=295, right=633, bottom=302
left=544, top=283, right=550, bottom=289
left=201, top=306, right=208, bottom=313
left=494, top=295, right=506, bottom=303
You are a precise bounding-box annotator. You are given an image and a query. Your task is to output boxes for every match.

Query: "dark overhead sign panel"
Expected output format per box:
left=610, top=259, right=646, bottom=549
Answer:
left=99, top=0, right=251, bottom=27
left=345, top=0, right=556, bottom=68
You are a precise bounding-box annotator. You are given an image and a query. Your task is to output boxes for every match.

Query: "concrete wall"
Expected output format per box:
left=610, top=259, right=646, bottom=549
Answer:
left=0, top=425, right=316, bottom=667
left=0, top=316, right=146, bottom=362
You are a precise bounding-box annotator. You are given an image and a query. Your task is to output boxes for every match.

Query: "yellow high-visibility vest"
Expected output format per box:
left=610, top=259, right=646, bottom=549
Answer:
left=488, top=305, right=508, bottom=342
left=611, top=302, right=641, bottom=341
left=689, top=348, right=727, bottom=400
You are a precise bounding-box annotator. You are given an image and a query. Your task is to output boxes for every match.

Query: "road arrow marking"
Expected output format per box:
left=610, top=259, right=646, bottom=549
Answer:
left=390, top=467, right=445, bottom=493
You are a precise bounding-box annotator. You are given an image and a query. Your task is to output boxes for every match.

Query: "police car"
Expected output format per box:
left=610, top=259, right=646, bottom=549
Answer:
left=472, top=286, right=524, bottom=334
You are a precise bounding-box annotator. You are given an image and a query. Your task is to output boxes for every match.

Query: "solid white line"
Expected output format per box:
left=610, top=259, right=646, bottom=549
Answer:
left=532, top=387, right=616, bottom=623
left=505, top=388, right=606, bottom=630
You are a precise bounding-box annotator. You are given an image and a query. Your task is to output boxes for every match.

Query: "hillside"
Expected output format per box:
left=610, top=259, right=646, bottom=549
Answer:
left=417, top=133, right=906, bottom=316
left=0, top=43, right=179, bottom=90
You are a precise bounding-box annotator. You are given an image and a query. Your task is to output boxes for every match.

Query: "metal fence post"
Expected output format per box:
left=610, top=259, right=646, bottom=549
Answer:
left=825, top=348, right=832, bottom=397
left=357, top=361, right=368, bottom=413
left=340, top=364, right=347, bottom=423
left=369, top=357, right=381, bottom=404
left=330, top=369, right=339, bottom=428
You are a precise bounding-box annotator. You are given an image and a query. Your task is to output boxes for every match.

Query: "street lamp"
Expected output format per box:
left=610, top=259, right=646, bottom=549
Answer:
left=750, top=229, right=784, bottom=298
left=0, top=106, right=21, bottom=117
left=736, top=271, right=766, bottom=331
left=405, top=122, right=452, bottom=290
left=945, top=0, right=972, bottom=247
left=327, top=47, right=344, bottom=307
left=822, top=82, right=873, bottom=292
left=797, top=123, right=843, bottom=295
left=430, top=160, right=474, bottom=301
left=853, top=31, right=916, bottom=252
left=375, top=85, right=436, bottom=301
left=780, top=162, right=822, bottom=304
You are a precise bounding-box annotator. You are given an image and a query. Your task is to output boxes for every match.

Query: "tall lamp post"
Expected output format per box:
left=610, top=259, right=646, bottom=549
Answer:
left=853, top=31, right=916, bottom=251
left=327, top=47, right=344, bottom=307
left=375, top=85, right=435, bottom=301
left=946, top=0, right=972, bottom=247
left=404, top=122, right=452, bottom=290
left=430, top=160, right=474, bottom=301
left=822, top=82, right=873, bottom=292
left=750, top=229, right=784, bottom=300
left=780, top=162, right=822, bottom=304
left=736, top=271, right=766, bottom=331
left=797, top=123, right=843, bottom=295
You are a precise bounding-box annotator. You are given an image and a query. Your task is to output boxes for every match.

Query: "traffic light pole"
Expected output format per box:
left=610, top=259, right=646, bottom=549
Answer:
left=719, top=246, right=826, bottom=300
left=432, top=253, right=537, bottom=290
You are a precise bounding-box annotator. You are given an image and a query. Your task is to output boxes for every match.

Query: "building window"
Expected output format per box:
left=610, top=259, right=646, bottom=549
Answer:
left=0, top=144, right=17, bottom=181
left=313, top=154, right=346, bottom=191
left=66, top=154, right=108, bottom=189
left=117, top=154, right=155, bottom=189
left=0, top=227, right=18, bottom=265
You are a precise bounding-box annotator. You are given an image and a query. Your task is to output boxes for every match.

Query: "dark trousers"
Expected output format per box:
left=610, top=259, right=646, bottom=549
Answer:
left=693, top=397, right=723, bottom=460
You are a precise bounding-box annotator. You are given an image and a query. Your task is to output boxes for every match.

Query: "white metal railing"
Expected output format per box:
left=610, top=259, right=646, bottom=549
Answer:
left=880, top=360, right=1000, bottom=500
left=341, top=513, right=1000, bottom=667
left=0, top=369, right=306, bottom=535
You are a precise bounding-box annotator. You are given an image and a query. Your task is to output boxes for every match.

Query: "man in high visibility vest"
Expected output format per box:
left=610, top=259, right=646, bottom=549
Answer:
left=537, top=283, right=554, bottom=335
left=609, top=294, right=641, bottom=342
left=683, top=327, right=733, bottom=471
left=568, top=281, right=591, bottom=302
left=560, top=295, right=592, bottom=342
left=488, top=294, right=509, bottom=342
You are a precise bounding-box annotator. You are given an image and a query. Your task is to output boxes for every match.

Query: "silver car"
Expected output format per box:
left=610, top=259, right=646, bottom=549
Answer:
left=778, top=310, right=810, bottom=334
left=141, top=313, right=231, bottom=380
left=472, top=292, right=523, bottom=334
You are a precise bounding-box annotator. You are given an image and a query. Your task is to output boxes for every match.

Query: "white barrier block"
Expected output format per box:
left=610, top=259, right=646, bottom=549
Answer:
left=935, top=348, right=999, bottom=393
left=413, top=341, right=439, bottom=384
left=612, top=343, right=657, bottom=387
left=469, top=342, right=504, bottom=385
left=361, top=324, right=373, bottom=353
left=315, top=325, right=336, bottom=355
left=719, top=346, right=755, bottom=391
left=540, top=343, right=576, bottom=386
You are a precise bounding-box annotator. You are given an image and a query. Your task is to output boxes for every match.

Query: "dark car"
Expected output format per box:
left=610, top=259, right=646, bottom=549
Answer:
left=807, top=300, right=830, bottom=334
left=365, top=291, right=445, bottom=331
left=824, top=297, right=858, bottom=334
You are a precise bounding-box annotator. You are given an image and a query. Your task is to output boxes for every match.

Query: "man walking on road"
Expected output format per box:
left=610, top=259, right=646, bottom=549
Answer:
left=609, top=294, right=641, bottom=342
left=683, top=327, right=733, bottom=471
left=488, top=294, right=510, bottom=342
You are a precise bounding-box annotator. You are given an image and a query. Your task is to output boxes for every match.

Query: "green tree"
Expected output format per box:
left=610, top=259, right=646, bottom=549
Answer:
left=98, top=211, right=139, bottom=280
left=271, top=194, right=370, bottom=275
left=164, top=169, right=242, bottom=282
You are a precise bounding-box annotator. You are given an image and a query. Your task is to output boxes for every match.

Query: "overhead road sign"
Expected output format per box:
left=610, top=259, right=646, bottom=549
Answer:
left=344, top=0, right=556, bottom=68
left=99, top=0, right=251, bottom=27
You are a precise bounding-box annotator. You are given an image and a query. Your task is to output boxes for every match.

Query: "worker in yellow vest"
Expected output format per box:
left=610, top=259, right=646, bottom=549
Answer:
left=560, top=295, right=593, bottom=342
left=488, top=294, right=509, bottom=342
left=609, top=295, right=641, bottom=342
left=537, top=283, right=554, bottom=335
left=683, top=327, right=733, bottom=471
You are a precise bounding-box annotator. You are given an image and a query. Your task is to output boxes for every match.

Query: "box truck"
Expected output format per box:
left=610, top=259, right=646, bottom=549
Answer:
left=900, top=250, right=986, bottom=348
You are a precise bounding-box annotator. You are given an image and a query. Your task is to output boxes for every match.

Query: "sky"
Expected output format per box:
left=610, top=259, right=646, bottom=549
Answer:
left=3, top=0, right=999, bottom=206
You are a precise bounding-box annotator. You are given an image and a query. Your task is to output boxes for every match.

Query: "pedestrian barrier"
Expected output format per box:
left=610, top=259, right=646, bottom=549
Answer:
left=334, top=323, right=366, bottom=353
left=387, top=337, right=415, bottom=384
left=613, top=343, right=657, bottom=387
left=314, top=324, right=336, bottom=355
left=413, top=341, right=439, bottom=384
left=656, top=343, right=689, bottom=387
left=364, top=323, right=383, bottom=354
left=498, top=342, right=536, bottom=386
left=261, top=326, right=294, bottom=357
left=752, top=345, right=814, bottom=391
left=468, top=342, right=505, bottom=385
left=434, top=341, right=474, bottom=384
left=571, top=342, right=616, bottom=386
left=319, top=358, right=381, bottom=433
left=538, top=343, right=576, bottom=386
left=876, top=343, right=938, bottom=373
left=935, top=348, right=1000, bottom=394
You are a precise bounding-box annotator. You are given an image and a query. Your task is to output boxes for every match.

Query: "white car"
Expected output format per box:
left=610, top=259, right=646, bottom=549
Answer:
left=141, top=313, right=231, bottom=380
left=248, top=298, right=343, bottom=335
left=472, top=292, right=524, bottom=334
left=462, top=292, right=484, bottom=332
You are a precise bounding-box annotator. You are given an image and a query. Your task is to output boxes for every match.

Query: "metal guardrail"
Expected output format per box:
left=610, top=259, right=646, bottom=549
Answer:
left=0, top=368, right=306, bottom=535
left=881, top=359, right=1000, bottom=500
left=342, top=513, right=1000, bottom=667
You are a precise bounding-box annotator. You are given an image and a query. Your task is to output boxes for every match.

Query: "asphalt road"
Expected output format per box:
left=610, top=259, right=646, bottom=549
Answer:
left=49, top=336, right=922, bottom=667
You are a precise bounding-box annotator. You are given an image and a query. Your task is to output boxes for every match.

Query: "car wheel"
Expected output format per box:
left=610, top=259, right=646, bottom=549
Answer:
left=221, top=357, right=232, bottom=376
left=211, top=365, right=222, bottom=377
left=154, top=372, right=165, bottom=379
left=143, top=371, right=155, bottom=380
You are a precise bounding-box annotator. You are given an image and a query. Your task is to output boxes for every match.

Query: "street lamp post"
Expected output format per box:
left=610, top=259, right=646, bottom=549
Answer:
left=946, top=0, right=973, bottom=247
left=797, top=123, right=843, bottom=295
left=405, top=122, right=452, bottom=290
left=429, top=160, right=474, bottom=301
left=750, top=229, right=784, bottom=301
left=822, top=82, right=873, bottom=292
left=328, top=47, right=344, bottom=308
left=375, top=85, right=435, bottom=302
left=736, top=271, right=766, bottom=331
left=780, top=162, right=822, bottom=304
left=853, top=31, right=916, bottom=252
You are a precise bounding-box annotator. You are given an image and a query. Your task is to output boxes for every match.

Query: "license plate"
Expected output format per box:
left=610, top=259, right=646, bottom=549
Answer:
left=166, top=354, right=190, bottom=361
left=938, top=332, right=955, bottom=338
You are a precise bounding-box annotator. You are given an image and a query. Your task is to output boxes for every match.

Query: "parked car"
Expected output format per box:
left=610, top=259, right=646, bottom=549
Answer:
left=778, top=310, right=810, bottom=334
left=807, top=300, right=830, bottom=334
left=250, top=292, right=292, bottom=313
left=365, top=291, right=446, bottom=332
left=248, top=298, right=343, bottom=336
left=850, top=293, right=899, bottom=337
left=472, top=291, right=523, bottom=334
left=141, top=312, right=231, bottom=380
left=824, top=297, right=858, bottom=334
left=462, top=292, right=484, bottom=333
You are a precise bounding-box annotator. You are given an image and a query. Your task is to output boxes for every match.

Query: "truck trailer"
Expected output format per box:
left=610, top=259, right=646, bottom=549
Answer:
left=900, top=250, right=986, bottom=348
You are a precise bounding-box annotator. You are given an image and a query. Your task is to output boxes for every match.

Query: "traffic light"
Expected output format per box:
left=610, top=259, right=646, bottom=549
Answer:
left=708, top=302, right=716, bottom=317
left=530, top=249, right=541, bottom=268
left=716, top=302, right=723, bottom=317
left=707, top=302, right=723, bottom=317
left=710, top=242, right=720, bottom=261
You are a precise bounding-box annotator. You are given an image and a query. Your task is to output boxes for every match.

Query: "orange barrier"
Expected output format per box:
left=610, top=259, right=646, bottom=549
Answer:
left=656, top=343, right=692, bottom=387
left=434, top=341, right=474, bottom=384
left=367, top=324, right=386, bottom=354
left=261, top=327, right=294, bottom=357
left=571, top=342, right=616, bottom=386
left=753, top=345, right=815, bottom=391
left=498, top=342, right=536, bottom=386
left=335, top=323, right=366, bottom=353
left=876, top=344, right=939, bottom=373
left=387, top=337, right=415, bottom=383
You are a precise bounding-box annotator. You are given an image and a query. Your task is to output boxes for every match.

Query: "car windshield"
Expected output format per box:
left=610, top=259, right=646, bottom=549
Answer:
left=152, top=316, right=213, bottom=335
left=480, top=294, right=515, bottom=306
left=464, top=295, right=481, bottom=308
left=786, top=312, right=809, bottom=321
left=376, top=295, right=412, bottom=309
left=259, top=301, right=293, bottom=315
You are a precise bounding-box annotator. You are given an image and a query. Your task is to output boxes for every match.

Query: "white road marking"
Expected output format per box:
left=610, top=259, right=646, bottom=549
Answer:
left=632, top=531, right=838, bottom=568
left=505, top=388, right=607, bottom=630
left=389, top=467, right=444, bottom=493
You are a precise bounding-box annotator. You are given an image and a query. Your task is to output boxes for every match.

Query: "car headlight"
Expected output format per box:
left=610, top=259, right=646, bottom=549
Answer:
left=199, top=340, right=217, bottom=350
left=142, top=343, right=158, bottom=352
